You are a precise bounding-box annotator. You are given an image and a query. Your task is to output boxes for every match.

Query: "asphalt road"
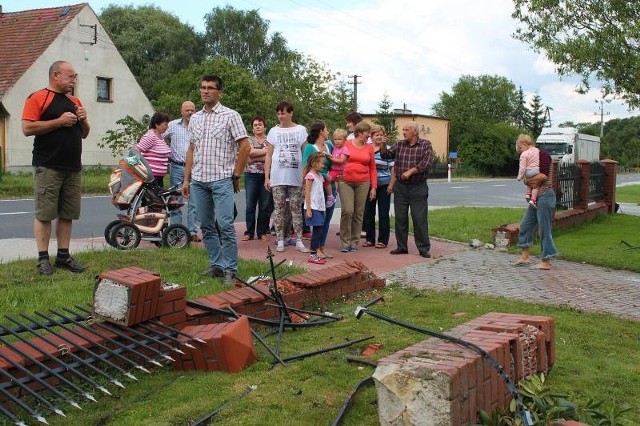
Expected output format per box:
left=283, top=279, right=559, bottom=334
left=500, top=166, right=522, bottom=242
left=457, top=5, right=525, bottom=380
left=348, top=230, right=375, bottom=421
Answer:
left=1, top=174, right=639, bottom=240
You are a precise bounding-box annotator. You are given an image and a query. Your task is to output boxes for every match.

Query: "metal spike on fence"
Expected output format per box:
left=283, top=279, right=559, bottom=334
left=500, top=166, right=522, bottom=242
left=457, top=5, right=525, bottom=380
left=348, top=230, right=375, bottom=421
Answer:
left=0, top=359, right=64, bottom=418
left=73, top=306, right=179, bottom=360
left=148, top=319, right=207, bottom=344
left=51, top=308, right=152, bottom=374
left=15, top=313, right=124, bottom=391
left=132, top=322, right=188, bottom=353
left=0, top=333, right=80, bottom=412
left=0, top=322, right=96, bottom=403
left=32, top=311, right=139, bottom=382
left=72, top=306, right=169, bottom=366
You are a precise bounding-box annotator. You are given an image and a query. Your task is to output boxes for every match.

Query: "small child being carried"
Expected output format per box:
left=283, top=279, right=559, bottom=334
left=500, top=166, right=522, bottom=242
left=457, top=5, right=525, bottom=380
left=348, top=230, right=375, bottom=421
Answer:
left=327, top=129, right=350, bottom=183
left=516, top=135, right=546, bottom=207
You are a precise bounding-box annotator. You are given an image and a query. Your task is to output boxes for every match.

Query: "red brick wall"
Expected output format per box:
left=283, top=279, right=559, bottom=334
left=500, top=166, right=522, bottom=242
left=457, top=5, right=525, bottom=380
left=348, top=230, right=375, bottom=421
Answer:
left=376, top=312, right=555, bottom=425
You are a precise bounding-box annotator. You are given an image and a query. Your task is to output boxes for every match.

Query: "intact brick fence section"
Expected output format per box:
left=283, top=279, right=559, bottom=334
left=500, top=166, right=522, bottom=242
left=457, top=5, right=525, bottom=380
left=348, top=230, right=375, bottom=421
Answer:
left=373, top=312, right=555, bottom=425
left=494, top=159, right=618, bottom=247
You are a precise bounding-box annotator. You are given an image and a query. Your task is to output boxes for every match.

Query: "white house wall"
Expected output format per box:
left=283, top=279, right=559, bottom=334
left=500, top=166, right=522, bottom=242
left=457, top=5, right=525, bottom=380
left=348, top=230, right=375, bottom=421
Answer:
left=4, top=6, right=154, bottom=172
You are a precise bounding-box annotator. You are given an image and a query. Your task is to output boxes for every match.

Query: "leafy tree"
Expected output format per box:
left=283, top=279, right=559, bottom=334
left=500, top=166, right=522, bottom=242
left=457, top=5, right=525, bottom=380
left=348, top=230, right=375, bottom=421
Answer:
left=527, top=93, right=547, bottom=138
left=100, top=5, right=205, bottom=99
left=330, top=80, right=354, bottom=129
left=203, top=6, right=293, bottom=79
left=512, top=1, right=640, bottom=107
left=457, top=122, right=521, bottom=175
left=600, top=116, right=640, bottom=167
left=513, top=86, right=530, bottom=130
left=153, top=58, right=276, bottom=129
left=373, top=94, right=398, bottom=143
left=98, top=116, right=147, bottom=158
left=432, top=74, right=519, bottom=151
left=260, top=55, right=348, bottom=129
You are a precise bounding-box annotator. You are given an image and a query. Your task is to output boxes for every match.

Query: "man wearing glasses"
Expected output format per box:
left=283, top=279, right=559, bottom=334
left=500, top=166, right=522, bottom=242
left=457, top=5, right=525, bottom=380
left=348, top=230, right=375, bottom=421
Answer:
left=21, top=60, right=90, bottom=276
left=182, top=74, right=251, bottom=285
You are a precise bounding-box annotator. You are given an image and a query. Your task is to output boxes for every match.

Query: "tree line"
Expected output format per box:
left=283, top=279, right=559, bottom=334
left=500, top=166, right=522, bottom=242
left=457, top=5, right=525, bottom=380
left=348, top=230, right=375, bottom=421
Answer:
left=99, top=3, right=640, bottom=173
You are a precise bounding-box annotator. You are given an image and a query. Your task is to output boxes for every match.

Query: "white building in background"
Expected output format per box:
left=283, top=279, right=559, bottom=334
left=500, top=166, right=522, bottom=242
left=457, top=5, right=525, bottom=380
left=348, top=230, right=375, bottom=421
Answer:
left=0, top=3, right=153, bottom=172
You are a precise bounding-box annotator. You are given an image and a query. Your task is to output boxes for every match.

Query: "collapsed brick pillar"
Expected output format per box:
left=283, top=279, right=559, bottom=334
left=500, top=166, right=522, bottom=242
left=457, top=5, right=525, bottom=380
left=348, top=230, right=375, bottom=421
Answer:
left=92, top=266, right=162, bottom=326
left=173, top=316, right=257, bottom=372
left=373, top=312, right=555, bottom=426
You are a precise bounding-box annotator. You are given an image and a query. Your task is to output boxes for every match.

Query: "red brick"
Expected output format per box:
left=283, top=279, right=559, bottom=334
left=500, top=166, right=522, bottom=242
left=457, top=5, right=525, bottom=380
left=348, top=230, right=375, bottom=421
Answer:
left=159, top=311, right=187, bottom=326
left=160, top=285, right=187, bottom=302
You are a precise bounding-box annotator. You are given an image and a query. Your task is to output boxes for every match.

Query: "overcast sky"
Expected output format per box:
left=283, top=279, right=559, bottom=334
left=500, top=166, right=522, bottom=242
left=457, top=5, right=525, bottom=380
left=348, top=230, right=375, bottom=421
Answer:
left=12, top=0, right=638, bottom=126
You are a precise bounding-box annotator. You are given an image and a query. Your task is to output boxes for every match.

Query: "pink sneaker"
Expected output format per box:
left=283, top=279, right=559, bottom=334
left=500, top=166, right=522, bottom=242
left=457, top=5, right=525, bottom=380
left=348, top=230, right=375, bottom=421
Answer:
left=308, top=254, right=326, bottom=264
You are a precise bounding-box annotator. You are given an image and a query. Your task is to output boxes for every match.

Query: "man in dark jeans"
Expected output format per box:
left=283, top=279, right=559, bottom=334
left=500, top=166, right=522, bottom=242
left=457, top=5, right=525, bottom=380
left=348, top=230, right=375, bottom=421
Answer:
left=379, top=122, right=433, bottom=258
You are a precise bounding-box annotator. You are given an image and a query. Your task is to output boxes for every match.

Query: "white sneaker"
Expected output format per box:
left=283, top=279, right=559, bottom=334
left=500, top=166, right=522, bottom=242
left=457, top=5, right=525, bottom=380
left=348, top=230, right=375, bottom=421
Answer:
left=276, top=240, right=285, bottom=252
left=296, top=240, right=310, bottom=253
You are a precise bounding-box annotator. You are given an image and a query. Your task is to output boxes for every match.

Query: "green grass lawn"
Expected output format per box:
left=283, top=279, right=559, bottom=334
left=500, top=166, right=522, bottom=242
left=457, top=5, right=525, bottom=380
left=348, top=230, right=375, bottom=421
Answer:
left=616, top=184, right=640, bottom=204
left=1, top=207, right=639, bottom=424
left=1, top=175, right=640, bottom=424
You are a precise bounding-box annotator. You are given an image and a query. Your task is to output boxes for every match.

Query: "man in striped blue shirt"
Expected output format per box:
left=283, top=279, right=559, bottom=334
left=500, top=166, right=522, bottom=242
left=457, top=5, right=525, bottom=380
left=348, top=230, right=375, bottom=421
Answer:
left=164, top=100, right=200, bottom=241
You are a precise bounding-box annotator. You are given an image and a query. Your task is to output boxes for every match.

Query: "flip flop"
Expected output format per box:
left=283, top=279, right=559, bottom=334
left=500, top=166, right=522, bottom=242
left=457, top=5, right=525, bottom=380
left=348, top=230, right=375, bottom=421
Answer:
left=511, top=259, right=531, bottom=266
left=241, top=235, right=252, bottom=241
left=362, top=241, right=374, bottom=247
left=375, top=243, right=387, bottom=249
left=532, top=263, right=551, bottom=270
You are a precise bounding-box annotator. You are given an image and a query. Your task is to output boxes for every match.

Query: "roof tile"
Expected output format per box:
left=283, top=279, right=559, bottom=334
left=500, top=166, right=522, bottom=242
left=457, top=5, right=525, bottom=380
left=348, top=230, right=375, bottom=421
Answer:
left=0, top=4, right=87, bottom=98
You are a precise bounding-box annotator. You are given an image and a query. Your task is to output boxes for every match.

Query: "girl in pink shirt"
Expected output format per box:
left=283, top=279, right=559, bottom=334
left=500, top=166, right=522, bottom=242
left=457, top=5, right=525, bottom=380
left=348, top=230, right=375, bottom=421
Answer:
left=517, top=136, right=546, bottom=207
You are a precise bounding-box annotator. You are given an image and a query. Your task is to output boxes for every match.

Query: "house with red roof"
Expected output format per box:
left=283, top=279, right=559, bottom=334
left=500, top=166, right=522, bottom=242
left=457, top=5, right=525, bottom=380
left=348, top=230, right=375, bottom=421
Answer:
left=0, top=3, right=153, bottom=172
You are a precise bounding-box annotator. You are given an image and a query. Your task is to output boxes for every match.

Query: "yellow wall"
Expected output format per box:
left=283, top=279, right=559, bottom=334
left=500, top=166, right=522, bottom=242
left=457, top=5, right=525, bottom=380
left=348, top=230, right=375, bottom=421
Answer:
left=363, top=114, right=450, bottom=160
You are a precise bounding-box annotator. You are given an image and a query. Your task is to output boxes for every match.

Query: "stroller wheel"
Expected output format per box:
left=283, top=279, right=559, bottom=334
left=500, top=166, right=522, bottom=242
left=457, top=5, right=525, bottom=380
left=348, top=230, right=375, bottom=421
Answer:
left=111, top=223, right=141, bottom=250
left=162, top=224, right=190, bottom=249
left=104, top=220, right=122, bottom=248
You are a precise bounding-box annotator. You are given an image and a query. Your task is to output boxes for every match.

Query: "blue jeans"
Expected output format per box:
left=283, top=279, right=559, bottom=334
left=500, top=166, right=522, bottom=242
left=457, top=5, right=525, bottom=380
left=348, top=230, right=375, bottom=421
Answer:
left=169, top=162, right=198, bottom=235
left=191, top=178, right=238, bottom=273
left=244, top=173, right=273, bottom=238
left=517, top=190, right=558, bottom=260
left=319, top=184, right=337, bottom=248
left=363, top=184, right=391, bottom=245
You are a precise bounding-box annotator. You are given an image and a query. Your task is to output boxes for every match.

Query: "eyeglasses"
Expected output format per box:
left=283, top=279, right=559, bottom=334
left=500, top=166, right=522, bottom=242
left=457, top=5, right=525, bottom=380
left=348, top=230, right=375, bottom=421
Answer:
left=200, top=86, right=220, bottom=91
left=57, top=72, right=78, bottom=80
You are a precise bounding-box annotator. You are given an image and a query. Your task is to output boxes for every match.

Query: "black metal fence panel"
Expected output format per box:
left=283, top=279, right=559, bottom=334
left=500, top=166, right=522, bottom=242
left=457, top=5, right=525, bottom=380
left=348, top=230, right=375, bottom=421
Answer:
left=589, top=162, right=605, bottom=203
left=556, top=164, right=580, bottom=209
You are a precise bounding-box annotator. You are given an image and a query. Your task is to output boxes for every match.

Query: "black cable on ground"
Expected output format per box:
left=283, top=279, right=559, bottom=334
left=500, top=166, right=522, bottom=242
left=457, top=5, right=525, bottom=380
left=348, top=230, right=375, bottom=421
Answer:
left=354, top=306, right=533, bottom=426
left=330, top=376, right=374, bottom=426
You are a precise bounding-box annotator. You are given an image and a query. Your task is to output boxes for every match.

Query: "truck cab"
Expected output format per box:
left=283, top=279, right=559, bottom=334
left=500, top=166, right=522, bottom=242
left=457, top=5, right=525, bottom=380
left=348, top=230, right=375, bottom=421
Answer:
left=536, top=127, right=600, bottom=166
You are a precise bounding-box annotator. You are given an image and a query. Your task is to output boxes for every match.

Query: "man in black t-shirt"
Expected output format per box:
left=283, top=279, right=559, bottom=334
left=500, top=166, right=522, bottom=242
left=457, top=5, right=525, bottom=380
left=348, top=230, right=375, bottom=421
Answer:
left=22, top=61, right=90, bottom=275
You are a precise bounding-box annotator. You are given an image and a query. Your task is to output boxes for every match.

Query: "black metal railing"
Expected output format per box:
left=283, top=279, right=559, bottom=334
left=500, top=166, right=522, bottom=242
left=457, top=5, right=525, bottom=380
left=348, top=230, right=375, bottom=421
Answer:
left=589, top=162, right=605, bottom=203
left=429, top=163, right=449, bottom=179
left=555, top=161, right=606, bottom=210
left=556, top=163, right=580, bottom=209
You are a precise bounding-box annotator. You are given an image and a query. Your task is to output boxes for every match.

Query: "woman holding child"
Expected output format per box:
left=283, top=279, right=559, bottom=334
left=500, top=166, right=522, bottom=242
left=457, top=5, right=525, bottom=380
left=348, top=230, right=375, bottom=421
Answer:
left=302, top=121, right=336, bottom=259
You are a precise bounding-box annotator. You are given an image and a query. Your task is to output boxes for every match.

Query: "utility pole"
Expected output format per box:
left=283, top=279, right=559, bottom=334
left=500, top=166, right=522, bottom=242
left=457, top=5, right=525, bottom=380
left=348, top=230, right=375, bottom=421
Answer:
left=543, top=106, right=553, bottom=127
left=594, top=99, right=610, bottom=138
left=348, top=74, right=361, bottom=111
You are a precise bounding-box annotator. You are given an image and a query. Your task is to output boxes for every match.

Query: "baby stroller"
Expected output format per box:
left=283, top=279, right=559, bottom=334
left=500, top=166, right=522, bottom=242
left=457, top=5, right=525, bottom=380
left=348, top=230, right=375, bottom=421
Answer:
left=105, top=151, right=190, bottom=250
